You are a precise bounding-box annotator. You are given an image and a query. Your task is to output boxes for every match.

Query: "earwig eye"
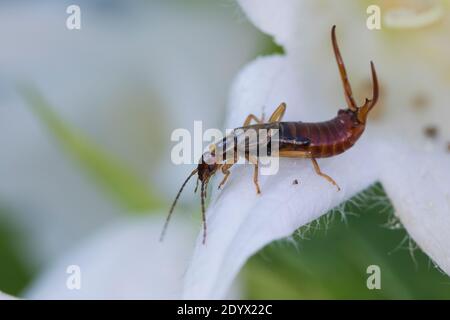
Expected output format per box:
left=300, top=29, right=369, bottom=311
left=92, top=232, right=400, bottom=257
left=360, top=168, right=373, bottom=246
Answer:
left=203, top=152, right=216, bottom=165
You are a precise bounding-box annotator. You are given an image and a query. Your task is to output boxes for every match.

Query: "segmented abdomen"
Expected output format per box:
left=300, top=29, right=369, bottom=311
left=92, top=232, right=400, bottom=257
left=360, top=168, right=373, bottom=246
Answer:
left=279, top=120, right=358, bottom=158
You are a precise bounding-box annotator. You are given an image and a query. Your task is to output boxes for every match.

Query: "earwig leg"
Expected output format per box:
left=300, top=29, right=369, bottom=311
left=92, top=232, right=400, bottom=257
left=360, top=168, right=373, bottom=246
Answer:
left=243, top=114, right=263, bottom=126
left=311, top=158, right=341, bottom=191
left=246, top=155, right=261, bottom=194
left=218, top=164, right=232, bottom=190
left=268, top=102, right=286, bottom=122
left=253, top=162, right=261, bottom=194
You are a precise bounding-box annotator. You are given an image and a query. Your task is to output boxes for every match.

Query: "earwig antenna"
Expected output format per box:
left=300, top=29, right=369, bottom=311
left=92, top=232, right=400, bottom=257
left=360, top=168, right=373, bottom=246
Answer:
left=194, top=177, right=199, bottom=193
left=331, top=25, right=358, bottom=112
left=204, top=179, right=208, bottom=199
left=160, top=168, right=198, bottom=242
left=200, top=180, right=207, bottom=245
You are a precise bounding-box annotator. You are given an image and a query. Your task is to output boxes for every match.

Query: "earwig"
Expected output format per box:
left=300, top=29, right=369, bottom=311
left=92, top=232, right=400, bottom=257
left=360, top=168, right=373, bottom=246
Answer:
left=161, top=25, right=379, bottom=244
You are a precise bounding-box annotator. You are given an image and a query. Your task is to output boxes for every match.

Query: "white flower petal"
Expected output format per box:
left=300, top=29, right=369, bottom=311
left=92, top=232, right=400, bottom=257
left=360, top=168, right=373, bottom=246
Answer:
left=238, top=0, right=371, bottom=52
left=238, top=0, right=301, bottom=48
left=182, top=140, right=380, bottom=299
left=380, top=145, right=450, bottom=275
left=226, top=54, right=340, bottom=128
left=25, top=215, right=196, bottom=299
left=0, top=291, right=16, bottom=300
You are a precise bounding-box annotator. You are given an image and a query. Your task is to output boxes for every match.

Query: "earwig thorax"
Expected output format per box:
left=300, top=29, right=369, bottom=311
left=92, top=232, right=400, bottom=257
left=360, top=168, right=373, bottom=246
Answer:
left=198, top=152, right=220, bottom=182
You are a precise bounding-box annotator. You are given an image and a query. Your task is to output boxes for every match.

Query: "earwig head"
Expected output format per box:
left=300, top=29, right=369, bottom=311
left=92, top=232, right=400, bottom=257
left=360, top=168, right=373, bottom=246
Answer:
left=197, top=151, right=220, bottom=182
left=196, top=151, right=221, bottom=243
left=160, top=149, right=221, bottom=244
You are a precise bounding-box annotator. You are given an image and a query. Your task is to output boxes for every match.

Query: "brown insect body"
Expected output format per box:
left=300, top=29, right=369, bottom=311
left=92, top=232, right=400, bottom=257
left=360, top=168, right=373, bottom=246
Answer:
left=227, top=108, right=367, bottom=162
left=276, top=110, right=365, bottom=158
left=162, top=26, right=379, bottom=244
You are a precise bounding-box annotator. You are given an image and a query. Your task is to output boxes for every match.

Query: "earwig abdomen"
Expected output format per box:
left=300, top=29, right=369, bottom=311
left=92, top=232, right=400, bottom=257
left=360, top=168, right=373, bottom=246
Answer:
left=278, top=110, right=365, bottom=158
